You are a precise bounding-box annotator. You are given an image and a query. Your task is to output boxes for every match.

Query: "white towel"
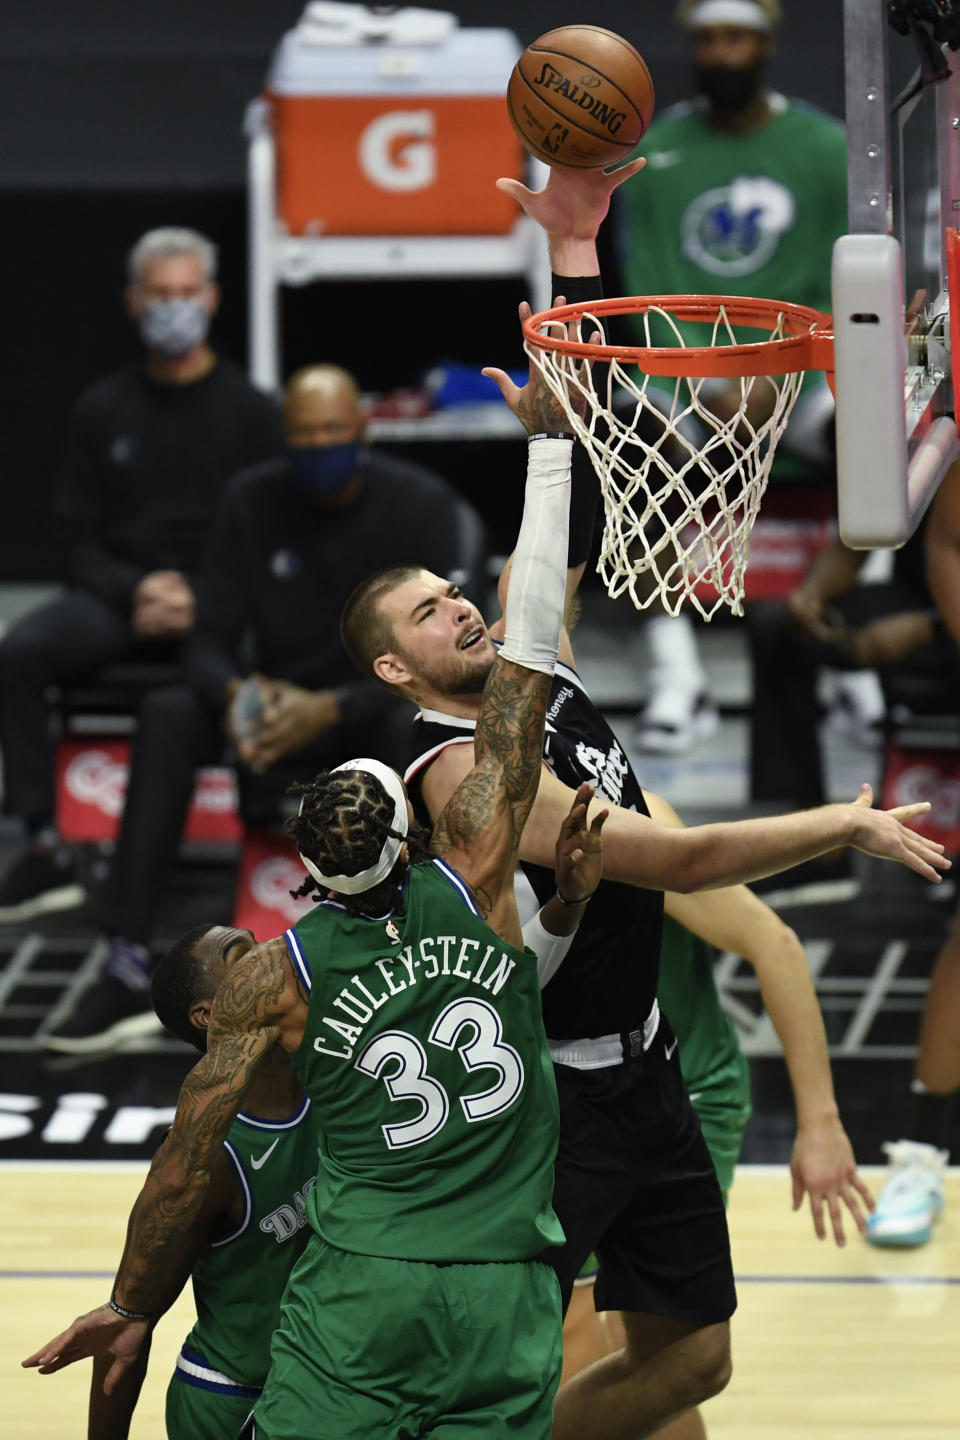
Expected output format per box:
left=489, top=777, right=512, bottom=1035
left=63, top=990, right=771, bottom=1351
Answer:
left=299, top=2, right=457, bottom=46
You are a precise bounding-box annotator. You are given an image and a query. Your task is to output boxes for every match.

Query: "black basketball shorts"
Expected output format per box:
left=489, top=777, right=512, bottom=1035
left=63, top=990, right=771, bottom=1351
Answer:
left=544, top=1018, right=738, bottom=1327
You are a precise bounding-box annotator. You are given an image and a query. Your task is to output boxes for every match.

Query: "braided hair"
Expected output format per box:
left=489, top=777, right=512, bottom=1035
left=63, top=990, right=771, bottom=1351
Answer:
left=285, top=769, right=431, bottom=917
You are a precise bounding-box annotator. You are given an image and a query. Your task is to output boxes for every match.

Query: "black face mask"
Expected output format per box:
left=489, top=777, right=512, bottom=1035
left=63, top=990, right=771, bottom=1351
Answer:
left=694, top=60, right=766, bottom=113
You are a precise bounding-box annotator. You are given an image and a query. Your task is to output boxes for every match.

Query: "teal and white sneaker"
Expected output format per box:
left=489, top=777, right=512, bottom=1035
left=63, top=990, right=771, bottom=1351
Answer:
left=866, top=1140, right=948, bottom=1248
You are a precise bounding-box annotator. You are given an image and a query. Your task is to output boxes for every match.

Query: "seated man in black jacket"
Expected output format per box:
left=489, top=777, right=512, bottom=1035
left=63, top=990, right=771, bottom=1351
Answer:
left=0, top=227, right=283, bottom=923
left=42, top=363, right=472, bottom=1052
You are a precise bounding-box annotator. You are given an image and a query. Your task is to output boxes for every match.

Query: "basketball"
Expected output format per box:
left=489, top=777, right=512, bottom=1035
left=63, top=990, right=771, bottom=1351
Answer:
left=507, top=25, right=655, bottom=170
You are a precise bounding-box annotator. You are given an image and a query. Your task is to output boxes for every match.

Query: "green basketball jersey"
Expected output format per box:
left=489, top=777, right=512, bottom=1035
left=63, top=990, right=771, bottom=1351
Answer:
left=284, top=857, right=563, bottom=1263
left=620, top=97, right=846, bottom=321
left=175, top=1098, right=317, bottom=1393
left=619, top=96, right=846, bottom=480
left=656, top=914, right=749, bottom=1103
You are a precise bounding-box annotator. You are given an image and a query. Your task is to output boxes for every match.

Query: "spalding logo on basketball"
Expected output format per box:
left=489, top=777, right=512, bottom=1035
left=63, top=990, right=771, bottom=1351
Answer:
left=507, top=24, right=654, bottom=169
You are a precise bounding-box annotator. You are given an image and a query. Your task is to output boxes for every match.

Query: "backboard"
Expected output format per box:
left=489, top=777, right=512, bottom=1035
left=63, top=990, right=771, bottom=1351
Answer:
left=833, top=0, right=960, bottom=547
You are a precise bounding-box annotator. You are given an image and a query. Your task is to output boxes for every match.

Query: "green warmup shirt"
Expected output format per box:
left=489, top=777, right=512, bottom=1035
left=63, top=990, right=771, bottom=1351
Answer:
left=619, top=94, right=847, bottom=480
left=170, top=1098, right=317, bottom=1400
left=284, top=856, right=564, bottom=1263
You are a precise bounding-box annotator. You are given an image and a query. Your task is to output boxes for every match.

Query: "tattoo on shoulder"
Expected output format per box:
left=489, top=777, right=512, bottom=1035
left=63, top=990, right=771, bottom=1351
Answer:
left=209, top=937, right=295, bottom=1040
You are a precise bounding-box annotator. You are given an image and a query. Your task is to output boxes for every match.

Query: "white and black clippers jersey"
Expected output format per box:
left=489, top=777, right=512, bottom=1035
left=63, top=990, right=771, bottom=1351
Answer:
left=403, top=658, right=664, bottom=1041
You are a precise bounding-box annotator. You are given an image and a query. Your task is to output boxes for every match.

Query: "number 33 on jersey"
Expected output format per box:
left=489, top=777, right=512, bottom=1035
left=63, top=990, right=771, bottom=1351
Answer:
left=284, top=857, right=564, bottom=1264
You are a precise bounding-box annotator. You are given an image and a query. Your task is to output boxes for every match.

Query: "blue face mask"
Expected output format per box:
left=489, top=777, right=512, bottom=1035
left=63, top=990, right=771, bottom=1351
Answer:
left=287, top=441, right=365, bottom=498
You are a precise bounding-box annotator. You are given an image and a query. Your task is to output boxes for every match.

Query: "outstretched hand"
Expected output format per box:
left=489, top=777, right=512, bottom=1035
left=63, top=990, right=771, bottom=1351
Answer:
left=846, top=782, right=950, bottom=882
left=790, top=1116, right=875, bottom=1246
left=483, top=298, right=597, bottom=434
left=22, top=1303, right=149, bottom=1394
left=482, top=298, right=578, bottom=434
left=496, top=157, right=646, bottom=242
left=554, top=780, right=608, bottom=903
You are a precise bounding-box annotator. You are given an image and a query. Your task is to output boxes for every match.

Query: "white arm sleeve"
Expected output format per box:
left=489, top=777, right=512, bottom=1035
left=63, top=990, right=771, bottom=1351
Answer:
left=499, top=436, right=573, bottom=676
left=523, top=907, right=575, bottom=989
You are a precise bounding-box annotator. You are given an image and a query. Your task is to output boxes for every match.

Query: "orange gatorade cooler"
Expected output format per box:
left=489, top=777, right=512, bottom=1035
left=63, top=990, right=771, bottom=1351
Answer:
left=265, top=24, right=525, bottom=236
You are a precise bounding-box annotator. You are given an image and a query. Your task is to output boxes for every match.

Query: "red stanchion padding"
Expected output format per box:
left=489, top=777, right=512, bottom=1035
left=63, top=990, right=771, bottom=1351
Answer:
left=232, top=829, right=316, bottom=936
left=55, top=738, right=243, bottom=845
left=880, top=742, right=960, bottom=857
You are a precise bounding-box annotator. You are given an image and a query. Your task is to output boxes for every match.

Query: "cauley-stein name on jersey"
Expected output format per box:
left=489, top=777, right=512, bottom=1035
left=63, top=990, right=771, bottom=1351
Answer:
left=306, top=934, right=519, bottom=1060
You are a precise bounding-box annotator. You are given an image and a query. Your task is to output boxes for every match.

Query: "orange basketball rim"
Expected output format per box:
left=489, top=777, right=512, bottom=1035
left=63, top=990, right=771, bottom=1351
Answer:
left=523, top=294, right=835, bottom=381
left=521, top=294, right=838, bottom=619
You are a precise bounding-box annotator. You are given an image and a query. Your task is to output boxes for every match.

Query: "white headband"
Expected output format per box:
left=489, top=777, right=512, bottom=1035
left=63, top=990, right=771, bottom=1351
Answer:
left=684, top=1, right=773, bottom=31
left=299, top=758, right=410, bottom=896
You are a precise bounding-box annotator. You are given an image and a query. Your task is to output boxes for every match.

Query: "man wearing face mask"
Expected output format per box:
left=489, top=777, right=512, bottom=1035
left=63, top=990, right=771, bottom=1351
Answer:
left=614, top=0, right=848, bottom=756
left=41, top=363, right=466, bottom=1052
left=0, top=227, right=283, bottom=927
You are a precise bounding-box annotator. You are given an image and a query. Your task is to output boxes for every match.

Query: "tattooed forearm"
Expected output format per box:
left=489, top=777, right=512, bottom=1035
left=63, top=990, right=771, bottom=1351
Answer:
left=433, top=659, right=549, bottom=858
left=111, top=940, right=296, bottom=1313
left=475, top=661, right=549, bottom=786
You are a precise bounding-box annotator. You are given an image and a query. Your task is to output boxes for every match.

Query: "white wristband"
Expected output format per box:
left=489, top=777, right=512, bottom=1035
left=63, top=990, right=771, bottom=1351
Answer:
left=499, top=437, right=573, bottom=677
left=523, top=907, right=575, bottom=989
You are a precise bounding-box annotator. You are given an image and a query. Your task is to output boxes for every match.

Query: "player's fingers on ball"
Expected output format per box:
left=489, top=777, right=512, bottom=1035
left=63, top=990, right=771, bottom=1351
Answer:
left=610, top=155, right=646, bottom=184
left=495, top=175, right=528, bottom=197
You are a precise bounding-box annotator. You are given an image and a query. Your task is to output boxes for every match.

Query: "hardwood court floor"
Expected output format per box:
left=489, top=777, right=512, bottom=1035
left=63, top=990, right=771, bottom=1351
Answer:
left=4, top=1165, right=959, bottom=1438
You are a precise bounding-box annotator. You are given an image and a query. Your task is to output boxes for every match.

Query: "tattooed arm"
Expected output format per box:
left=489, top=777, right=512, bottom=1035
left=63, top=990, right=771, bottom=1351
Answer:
left=433, top=351, right=572, bottom=946
left=432, top=658, right=553, bottom=944
left=22, top=936, right=303, bottom=1393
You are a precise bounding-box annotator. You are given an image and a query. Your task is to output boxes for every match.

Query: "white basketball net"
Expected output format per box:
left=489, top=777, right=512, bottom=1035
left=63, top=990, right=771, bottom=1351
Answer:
left=526, top=304, right=807, bottom=618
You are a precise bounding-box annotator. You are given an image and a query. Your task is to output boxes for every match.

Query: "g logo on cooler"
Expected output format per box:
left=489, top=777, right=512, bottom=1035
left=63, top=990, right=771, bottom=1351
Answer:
left=358, top=111, right=436, bottom=192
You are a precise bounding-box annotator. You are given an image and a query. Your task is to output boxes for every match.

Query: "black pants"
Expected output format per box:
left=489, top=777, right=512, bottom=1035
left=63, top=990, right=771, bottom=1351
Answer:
left=747, top=582, right=954, bottom=809
left=0, top=589, right=179, bottom=832
left=98, top=683, right=414, bottom=946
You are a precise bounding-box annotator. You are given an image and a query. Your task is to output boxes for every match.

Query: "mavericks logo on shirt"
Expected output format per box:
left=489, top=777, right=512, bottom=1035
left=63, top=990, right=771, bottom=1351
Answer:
left=681, top=175, right=795, bottom=277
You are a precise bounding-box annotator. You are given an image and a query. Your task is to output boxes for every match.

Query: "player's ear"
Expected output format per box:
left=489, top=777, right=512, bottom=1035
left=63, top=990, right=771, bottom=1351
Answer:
left=373, top=652, right=412, bottom=688
left=190, top=997, right=213, bottom=1035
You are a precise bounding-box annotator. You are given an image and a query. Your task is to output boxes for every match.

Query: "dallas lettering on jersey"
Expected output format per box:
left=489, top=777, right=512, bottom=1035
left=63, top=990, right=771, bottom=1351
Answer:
left=313, top=933, right=516, bottom=1061
left=260, top=1176, right=315, bottom=1243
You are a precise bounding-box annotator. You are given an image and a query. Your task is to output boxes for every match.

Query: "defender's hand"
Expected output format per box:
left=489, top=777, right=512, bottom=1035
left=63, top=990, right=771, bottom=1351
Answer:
left=846, top=783, right=949, bottom=881
left=555, top=780, right=608, bottom=903
left=23, top=1304, right=149, bottom=1393
left=790, top=1117, right=876, bottom=1246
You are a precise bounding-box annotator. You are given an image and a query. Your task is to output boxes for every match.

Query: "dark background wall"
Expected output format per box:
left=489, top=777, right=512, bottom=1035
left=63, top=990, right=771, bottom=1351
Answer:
left=3, top=0, right=846, bottom=574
